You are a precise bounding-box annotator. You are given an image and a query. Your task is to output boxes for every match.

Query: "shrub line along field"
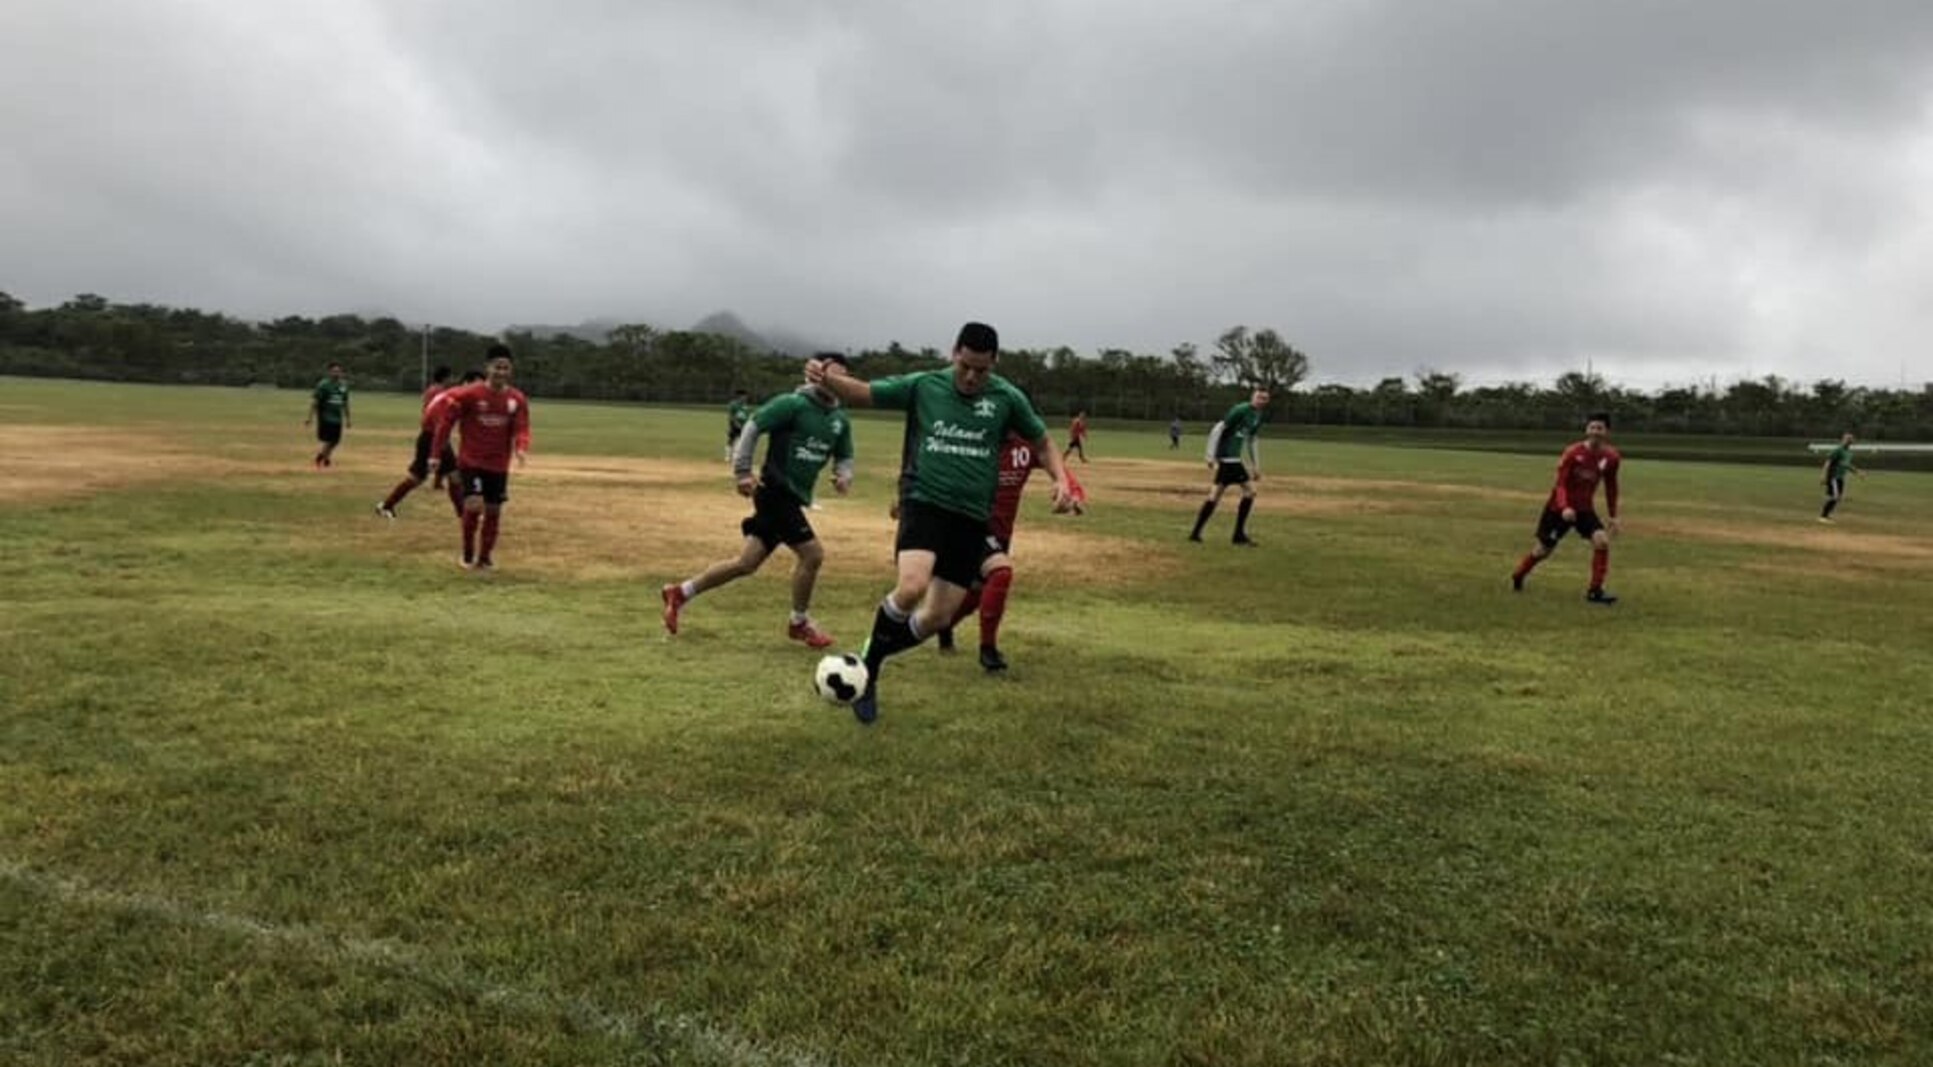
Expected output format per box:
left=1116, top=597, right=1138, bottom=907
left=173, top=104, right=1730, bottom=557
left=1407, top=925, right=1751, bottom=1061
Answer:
left=3, top=377, right=1932, bottom=1066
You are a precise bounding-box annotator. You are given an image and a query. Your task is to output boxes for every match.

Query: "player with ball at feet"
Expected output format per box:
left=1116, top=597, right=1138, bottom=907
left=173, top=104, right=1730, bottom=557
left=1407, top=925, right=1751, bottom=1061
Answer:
left=806, top=322, right=1075, bottom=724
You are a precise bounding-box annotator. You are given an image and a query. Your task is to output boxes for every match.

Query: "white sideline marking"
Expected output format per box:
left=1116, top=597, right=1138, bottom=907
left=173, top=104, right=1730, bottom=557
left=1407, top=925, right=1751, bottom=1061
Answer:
left=0, top=858, right=833, bottom=1067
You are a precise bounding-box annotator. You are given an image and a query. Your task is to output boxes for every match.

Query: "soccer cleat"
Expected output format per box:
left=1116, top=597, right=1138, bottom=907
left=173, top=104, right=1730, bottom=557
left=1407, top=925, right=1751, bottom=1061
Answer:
left=787, top=618, right=835, bottom=649
left=1232, top=536, right=1258, bottom=547
left=979, top=645, right=1009, bottom=673
left=1512, top=573, right=1525, bottom=592
left=936, top=628, right=957, bottom=653
left=474, top=557, right=495, bottom=571
left=1817, top=516, right=1835, bottom=524
left=1188, top=533, right=1203, bottom=543
left=851, top=682, right=879, bottom=725
left=661, top=584, right=686, bottom=635
left=1586, top=588, right=1619, bottom=606
left=375, top=504, right=397, bottom=520
left=459, top=554, right=475, bottom=570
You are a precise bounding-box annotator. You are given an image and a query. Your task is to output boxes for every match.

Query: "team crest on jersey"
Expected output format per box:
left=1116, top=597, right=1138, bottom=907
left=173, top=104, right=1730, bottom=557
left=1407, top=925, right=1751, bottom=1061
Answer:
left=508, top=399, right=519, bottom=414
left=973, top=397, right=998, bottom=419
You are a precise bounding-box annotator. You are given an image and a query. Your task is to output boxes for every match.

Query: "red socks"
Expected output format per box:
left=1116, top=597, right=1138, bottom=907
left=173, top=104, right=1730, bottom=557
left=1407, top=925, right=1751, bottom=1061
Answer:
left=1513, top=553, right=1541, bottom=581
left=951, top=588, right=983, bottom=628
left=446, top=479, right=464, bottom=517
left=979, top=567, right=1013, bottom=647
left=382, top=479, right=415, bottom=510
left=480, top=511, right=502, bottom=561
left=461, top=511, right=480, bottom=560
left=1590, top=548, right=1609, bottom=590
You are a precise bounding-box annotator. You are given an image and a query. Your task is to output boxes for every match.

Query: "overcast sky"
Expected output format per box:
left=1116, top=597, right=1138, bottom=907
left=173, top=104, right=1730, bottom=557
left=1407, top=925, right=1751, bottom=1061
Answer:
left=4, top=0, right=1932, bottom=388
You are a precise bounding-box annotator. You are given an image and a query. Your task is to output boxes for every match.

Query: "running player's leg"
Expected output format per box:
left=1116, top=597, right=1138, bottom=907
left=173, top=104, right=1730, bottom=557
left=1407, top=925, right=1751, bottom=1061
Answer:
left=664, top=535, right=774, bottom=635
left=1190, top=481, right=1229, bottom=541
left=439, top=445, right=463, bottom=516
left=379, top=433, right=434, bottom=517
left=1232, top=483, right=1259, bottom=545
left=975, top=550, right=1015, bottom=672
left=1583, top=517, right=1615, bottom=604
left=785, top=538, right=835, bottom=647
left=1821, top=477, right=1844, bottom=520
left=1513, top=510, right=1565, bottom=590
left=458, top=477, right=485, bottom=567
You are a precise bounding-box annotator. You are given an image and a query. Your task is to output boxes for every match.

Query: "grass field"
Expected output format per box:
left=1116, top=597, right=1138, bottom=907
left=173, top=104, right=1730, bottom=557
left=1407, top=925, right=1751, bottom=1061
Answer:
left=4, top=376, right=1932, bottom=1066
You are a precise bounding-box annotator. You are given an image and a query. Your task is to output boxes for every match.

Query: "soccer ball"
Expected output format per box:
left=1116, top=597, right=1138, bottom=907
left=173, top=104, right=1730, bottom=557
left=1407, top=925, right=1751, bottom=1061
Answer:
left=814, top=654, right=869, bottom=705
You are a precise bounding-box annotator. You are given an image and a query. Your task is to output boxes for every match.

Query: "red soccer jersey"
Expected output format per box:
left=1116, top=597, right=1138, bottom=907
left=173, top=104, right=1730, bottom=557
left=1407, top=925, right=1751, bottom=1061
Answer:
left=431, top=383, right=532, bottom=474
left=1070, top=416, right=1087, bottom=442
left=1547, top=441, right=1621, bottom=517
left=418, top=383, right=452, bottom=431
left=988, top=434, right=1087, bottom=544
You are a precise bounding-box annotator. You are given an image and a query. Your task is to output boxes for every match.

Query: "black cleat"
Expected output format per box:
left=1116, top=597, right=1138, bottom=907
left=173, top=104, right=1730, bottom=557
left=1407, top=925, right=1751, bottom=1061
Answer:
left=1512, top=573, right=1525, bottom=592
left=1188, top=533, right=1204, bottom=543
left=936, top=628, right=956, bottom=654
left=1586, top=588, right=1618, bottom=606
left=1232, top=536, right=1257, bottom=547
left=979, top=645, right=1008, bottom=673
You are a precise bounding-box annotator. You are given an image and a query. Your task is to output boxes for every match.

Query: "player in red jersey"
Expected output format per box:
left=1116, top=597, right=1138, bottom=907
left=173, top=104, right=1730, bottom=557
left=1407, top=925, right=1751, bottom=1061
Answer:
left=1512, top=412, right=1622, bottom=604
left=376, top=367, right=481, bottom=519
left=932, top=431, right=1088, bottom=671
left=1066, top=411, right=1090, bottom=463
left=428, top=346, right=531, bottom=571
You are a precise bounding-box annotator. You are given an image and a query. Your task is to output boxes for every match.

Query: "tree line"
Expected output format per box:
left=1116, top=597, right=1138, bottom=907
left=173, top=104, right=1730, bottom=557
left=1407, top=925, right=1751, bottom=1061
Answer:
left=2, top=292, right=1928, bottom=439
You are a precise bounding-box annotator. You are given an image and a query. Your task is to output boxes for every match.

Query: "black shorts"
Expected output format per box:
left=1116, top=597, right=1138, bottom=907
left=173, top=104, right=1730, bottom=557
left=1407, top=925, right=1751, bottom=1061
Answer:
left=460, top=468, right=510, bottom=506
left=741, top=484, right=815, bottom=550
left=315, top=421, right=343, bottom=445
left=1214, top=462, right=1250, bottom=486
left=1825, top=476, right=1846, bottom=501
left=895, top=500, right=990, bottom=589
left=408, top=431, right=459, bottom=480
left=1535, top=507, right=1603, bottom=549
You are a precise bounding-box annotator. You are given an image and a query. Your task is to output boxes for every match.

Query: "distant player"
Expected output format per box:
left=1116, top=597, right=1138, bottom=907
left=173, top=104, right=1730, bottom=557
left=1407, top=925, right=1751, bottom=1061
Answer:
left=1168, top=416, right=1183, bottom=450
left=662, top=355, right=857, bottom=647
left=1819, top=432, right=1863, bottom=523
left=1189, top=388, right=1270, bottom=545
left=1511, top=413, right=1622, bottom=604
left=377, top=367, right=482, bottom=519
left=428, top=346, right=531, bottom=571
left=1066, top=411, right=1090, bottom=463
left=726, top=389, right=752, bottom=460
left=933, top=431, right=1088, bottom=672
left=305, top=362, right=351, bottom=468
left=806, top=321, right=1074, bottom=724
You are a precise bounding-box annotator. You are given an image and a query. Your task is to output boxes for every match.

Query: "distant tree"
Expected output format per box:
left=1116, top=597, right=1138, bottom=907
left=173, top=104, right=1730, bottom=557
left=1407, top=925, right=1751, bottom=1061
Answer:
left=1213, top=326, right=1311, bottom=392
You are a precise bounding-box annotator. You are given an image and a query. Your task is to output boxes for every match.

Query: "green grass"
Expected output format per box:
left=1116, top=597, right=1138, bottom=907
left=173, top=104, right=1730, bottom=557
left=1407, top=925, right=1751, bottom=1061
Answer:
left=4, top=376, right=1932, bottom=1065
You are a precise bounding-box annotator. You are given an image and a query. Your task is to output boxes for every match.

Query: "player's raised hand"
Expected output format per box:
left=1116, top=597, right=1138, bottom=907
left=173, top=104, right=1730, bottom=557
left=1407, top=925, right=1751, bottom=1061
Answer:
left=736, top=474, right=758, bottom=497
left=804, top=358, right=826, bottom=384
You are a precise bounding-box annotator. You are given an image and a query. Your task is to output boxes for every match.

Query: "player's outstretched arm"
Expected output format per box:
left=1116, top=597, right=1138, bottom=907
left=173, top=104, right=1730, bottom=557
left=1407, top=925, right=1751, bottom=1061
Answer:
left=806, top=359, right=873, bottom=407
left=1605, top=459, right=1622, bottom=533
left=427, top=392, right=463, bottom=475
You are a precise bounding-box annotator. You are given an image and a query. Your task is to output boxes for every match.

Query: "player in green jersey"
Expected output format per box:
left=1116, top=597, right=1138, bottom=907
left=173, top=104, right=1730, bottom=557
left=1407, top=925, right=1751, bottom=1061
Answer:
left=1819, top=432, right=1864, bottom=523
left=305, top=362, right=351, bottom=469
left=807, top=322, right=1075, bottom=724
left=664, top=357, right=856, bottom=647
left=1190, top=388, right=1270, bottom=545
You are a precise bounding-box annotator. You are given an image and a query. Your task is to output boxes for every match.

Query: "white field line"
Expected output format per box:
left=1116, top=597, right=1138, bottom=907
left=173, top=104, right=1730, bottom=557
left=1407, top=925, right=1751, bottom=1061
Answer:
left=0, top=858, right=835, bottom=1067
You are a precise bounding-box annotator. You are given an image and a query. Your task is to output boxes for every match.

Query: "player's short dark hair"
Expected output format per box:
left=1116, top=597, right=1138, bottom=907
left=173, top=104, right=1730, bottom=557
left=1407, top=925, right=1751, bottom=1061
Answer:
left=955, top=322, right=999, bottom=356
left=326, top=361, right=344, bottom=371
left=1587, top=411, right=1611, bottom=426
left=733, top=388, right=750, bottom=397
left=430, top=364, right=452, bottom=383
left=460, top=370, right=485, bottom=384
left=485, top=343, right=513, bottom=363
left=813, top=351, right=850, bottom=369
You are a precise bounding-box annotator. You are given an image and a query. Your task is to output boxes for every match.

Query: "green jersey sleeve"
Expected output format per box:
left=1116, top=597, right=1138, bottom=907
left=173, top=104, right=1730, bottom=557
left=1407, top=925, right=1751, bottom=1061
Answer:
left=754, top=393, right=803, bottom=432
left=1004, top=384, right=1048, bottom=442
left=869, top=373, right=921, bottom=411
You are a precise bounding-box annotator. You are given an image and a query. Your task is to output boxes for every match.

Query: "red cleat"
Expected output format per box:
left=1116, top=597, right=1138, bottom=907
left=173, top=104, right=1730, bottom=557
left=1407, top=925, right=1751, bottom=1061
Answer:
left=787, top=618, right=835, bottom=649
left=661, top=584, right=686, bottom=635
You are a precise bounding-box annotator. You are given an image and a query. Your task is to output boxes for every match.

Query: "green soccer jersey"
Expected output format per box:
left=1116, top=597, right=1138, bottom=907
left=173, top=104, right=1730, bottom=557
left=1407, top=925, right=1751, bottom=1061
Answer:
left=1213, top=401, right=1263, bottom=462
left=870, top=370, right=1047, bottom=522
left=313, top=379, right=349, bottom=424
left=1827, top=444, right=1855, bottom=480
left=754, top=390, right=853, bottom=504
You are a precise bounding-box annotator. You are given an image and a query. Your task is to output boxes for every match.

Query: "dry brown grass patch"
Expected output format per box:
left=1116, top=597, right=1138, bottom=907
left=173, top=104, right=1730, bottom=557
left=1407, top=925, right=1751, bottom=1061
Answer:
left=0, top=426, right=222, bottom=502
left=1643, top=517, right=1933, bottom=563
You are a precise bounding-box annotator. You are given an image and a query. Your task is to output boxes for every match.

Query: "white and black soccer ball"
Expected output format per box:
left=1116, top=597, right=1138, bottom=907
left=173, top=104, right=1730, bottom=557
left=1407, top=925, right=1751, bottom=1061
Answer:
left=814, top=654, right=869, bottom=705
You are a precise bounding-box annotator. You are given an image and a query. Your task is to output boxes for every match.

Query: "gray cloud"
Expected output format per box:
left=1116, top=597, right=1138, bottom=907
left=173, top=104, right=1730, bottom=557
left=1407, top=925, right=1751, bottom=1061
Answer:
left=4, top=0, right=1932, bottom=387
